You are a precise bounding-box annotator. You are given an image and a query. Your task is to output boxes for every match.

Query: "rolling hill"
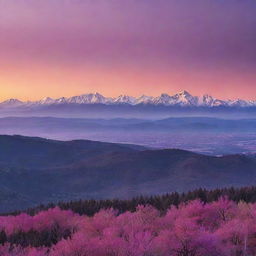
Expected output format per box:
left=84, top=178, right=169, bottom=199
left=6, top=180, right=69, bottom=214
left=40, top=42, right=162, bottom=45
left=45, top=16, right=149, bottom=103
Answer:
left=0, top=135, right=256, bottom=212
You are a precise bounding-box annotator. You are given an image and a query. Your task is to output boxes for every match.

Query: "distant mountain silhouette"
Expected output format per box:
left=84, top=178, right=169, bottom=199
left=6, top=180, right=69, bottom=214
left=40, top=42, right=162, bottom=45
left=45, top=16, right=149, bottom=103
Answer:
left=0, top=135, right=256, bottom=212
left=1, top=92, right=256, bottom=119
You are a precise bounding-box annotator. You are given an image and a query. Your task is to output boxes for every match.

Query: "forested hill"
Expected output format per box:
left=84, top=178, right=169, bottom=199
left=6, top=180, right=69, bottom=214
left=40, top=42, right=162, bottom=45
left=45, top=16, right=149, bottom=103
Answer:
left=1, top=135, right=256, bottom=212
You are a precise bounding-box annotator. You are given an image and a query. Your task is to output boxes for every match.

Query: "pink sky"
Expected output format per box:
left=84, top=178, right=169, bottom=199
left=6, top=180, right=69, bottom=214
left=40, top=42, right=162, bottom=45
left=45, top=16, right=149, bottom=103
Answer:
left=0, top=0, right=256, bottom=100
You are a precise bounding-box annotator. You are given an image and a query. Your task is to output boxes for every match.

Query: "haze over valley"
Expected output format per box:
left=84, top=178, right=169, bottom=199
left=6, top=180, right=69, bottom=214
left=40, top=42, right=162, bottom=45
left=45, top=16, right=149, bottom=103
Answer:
left=0, top=116, right=255, bottom=156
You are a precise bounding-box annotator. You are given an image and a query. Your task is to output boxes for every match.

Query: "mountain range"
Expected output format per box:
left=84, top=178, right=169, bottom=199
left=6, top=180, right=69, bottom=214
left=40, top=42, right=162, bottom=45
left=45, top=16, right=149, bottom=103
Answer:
left=1, top=91, right=256, bottom=108
left=1, top=135, right=256, bottom=213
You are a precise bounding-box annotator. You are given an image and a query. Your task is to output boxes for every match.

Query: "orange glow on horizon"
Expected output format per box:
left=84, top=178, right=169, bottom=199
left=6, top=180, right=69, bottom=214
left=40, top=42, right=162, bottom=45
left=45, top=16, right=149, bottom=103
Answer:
left=1, top=0, right=256, bottom=102
left=1, top=63, right=256, bottom=102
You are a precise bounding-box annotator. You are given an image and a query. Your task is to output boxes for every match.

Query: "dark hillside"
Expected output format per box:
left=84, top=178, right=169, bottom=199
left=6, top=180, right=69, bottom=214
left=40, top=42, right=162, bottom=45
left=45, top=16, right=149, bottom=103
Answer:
left=0, top=135, right=256, bottom=212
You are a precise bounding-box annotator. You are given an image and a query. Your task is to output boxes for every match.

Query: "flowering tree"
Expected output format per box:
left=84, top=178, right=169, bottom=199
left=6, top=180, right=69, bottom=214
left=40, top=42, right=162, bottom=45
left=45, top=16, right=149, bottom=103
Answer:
left=0, top=199, right=255, bottom=256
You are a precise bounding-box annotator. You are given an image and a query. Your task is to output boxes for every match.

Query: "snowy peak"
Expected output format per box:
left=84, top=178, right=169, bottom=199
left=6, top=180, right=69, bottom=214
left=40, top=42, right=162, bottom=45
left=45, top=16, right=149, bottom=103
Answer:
left=152, top=91, right=198, bottom=106
left=136, top=95, right=154, bottom=104
left=198, top=94, right=214, bottom=106
left=67, top=93, right=116, bottom=104
left=172, top=91, right=198, bottom=106
left=152, top=93, right=174, bottom=105
left=227, top=99, right=254, bottom=107
left=0, top=98, right=24, bottom=107
left=113, top=95, right=137, bottom=105
left=55, top=97, right=67, bottom=104
left=197, top=94, right=226, bottom=107
left=177, top=90, right=192, bottom=97
left=37, top=97, right=55, bottom=105
left=67, top=93, right=106, bottom=104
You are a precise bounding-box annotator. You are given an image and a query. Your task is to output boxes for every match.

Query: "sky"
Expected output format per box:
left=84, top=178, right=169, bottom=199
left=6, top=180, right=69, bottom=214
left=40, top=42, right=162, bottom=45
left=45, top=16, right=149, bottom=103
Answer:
left=0, top=0, right=256, bottom=101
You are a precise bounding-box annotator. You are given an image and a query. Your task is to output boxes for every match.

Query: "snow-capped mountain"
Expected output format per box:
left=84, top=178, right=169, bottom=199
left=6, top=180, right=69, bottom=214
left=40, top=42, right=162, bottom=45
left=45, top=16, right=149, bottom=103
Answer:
left=197, top=95, right=227, bottom=107
left=152, top=93, right=175, bottom=105
left=1, top=91, right=255, bottom=108
left=227, top=99, right=255, bottom=107
left=37, top=97, right=56, bottom=105
left=66, top=93, right=112, bottom=104
left=0, top=99, right=24, bottom=108
left=136, top=95, right=154, bottom=104
left=113, top=95, right=137, bottom=105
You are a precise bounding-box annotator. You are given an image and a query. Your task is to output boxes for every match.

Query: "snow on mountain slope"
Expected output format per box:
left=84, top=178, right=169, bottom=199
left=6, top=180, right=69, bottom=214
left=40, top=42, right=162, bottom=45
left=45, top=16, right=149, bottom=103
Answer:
left=113, top=95, right=137, bottom=105
left=0, top=91, right=255, bottom=108
left=37, top=97, right=56, bottom=105
left=0, top=99, right=24, bottom=108
left=171, top=90, right=198, bottom=106
left=136, top=95, right=154, bottom=104
left=66, top=93, right=113, bottom=104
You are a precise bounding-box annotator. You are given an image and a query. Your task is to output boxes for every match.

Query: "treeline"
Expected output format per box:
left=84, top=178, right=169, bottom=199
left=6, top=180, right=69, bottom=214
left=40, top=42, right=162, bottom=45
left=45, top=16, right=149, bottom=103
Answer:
left=6, top=186, right=256, bottom=217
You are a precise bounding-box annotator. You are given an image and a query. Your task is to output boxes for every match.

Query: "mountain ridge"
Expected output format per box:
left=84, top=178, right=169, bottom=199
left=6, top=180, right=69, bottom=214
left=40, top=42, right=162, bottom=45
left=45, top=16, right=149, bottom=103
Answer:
left=1, top=91, right=256, bottom=108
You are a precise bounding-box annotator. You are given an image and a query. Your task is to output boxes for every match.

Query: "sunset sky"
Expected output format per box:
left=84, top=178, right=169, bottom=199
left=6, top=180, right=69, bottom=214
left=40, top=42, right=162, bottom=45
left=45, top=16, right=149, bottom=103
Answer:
left=0, top=0, right=256, bottom=101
